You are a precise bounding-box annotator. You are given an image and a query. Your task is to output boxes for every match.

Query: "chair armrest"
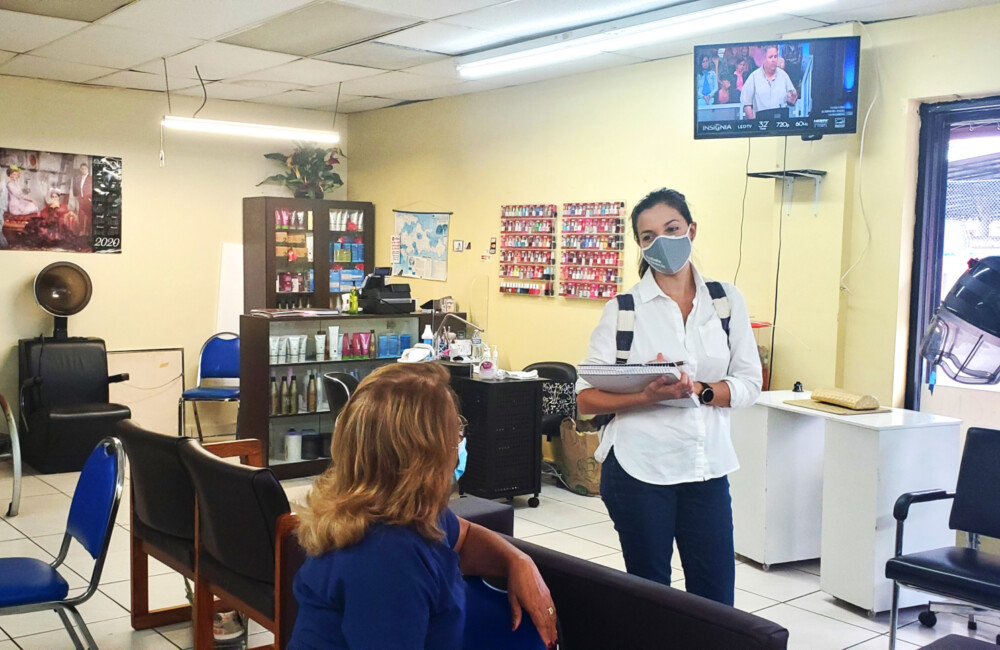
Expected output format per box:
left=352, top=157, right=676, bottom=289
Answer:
left=893, top=489, right=954, bottom=522
left=275, top=513, right=303, bottom=650
left=203, top=439, right=264, bottom=467
left=892, top=489, right=955, bottom=557
left=108, top=373, right=130, bottom=384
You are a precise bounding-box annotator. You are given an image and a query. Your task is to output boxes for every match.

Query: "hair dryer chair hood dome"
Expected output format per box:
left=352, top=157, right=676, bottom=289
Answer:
left=921, top=256, right=1000, bottom=385
left=33, top=261, right=92, bottom=317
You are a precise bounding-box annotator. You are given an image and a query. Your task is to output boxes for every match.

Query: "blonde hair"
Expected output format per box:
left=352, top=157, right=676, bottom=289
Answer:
left=297, top=363, right=459, bottom=556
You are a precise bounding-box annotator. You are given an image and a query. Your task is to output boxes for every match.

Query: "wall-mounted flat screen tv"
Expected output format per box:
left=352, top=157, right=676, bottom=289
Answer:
left=694, top=36, right=860, bottom=140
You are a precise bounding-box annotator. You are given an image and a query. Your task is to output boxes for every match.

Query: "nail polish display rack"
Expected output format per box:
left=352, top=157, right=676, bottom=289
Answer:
left=499, top=204, right=557, bottom=296
left=558, top=202, right=626, bottom=300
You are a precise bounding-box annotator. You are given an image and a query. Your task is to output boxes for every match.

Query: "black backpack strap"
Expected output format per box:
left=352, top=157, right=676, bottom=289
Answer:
left=705, top=281, right=731, bottom=342
left=614, top=294, right=635, bottom=364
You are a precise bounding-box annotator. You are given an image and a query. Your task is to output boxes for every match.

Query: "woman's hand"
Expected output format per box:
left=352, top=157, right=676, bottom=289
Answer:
left=507, top=554, right=558, bottom=648
left=641, top=353, right=694, bottom=403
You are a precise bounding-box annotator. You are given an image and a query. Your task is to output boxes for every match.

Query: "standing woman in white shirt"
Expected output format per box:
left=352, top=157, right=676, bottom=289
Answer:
left=576, top=188, right=762, bottom=606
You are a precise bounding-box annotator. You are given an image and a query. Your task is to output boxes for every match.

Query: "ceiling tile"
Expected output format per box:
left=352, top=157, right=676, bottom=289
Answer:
left=100, top=0, right=315, bottom=39
left=174, top=80, right=310, bottom=101
left=401, top=58, right=463, bottom=80
left=334, top=0, right=507, bottom=21
left=89, top=69, right=198, bottom=91
left=222, top=3, right=418, bottom=57
left=386, top=79, right=499, bottom=101
left=0, top=9, right=87, bottom=53
left=0, top=0, right=132, bottom=22
left=30, top=24, right=201, bottom=69
left=134, top=42, right=298, bottom=81
left=233, top=58, right=380, bottom=86
left=248, top=89, right=360, bottom=110
left=335, top=95, right=403, bottom=113
left=619, top=17, right=823, bottom=61
left=376, top=22, right=506, bottom=54
left=443, top=0, right=689, bottom=37
left=0, top=50, right=14, bottom=65
left=0, top=53, right=116, bottom=82
left=336, top=70, right=461, bottom=96
left=803, top=0, right=997, bottom=23
left=315, top=42, right=445, bottom=70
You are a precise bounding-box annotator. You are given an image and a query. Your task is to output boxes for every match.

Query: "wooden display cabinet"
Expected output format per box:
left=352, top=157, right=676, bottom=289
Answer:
left=243, top=197, right=375, bottom=312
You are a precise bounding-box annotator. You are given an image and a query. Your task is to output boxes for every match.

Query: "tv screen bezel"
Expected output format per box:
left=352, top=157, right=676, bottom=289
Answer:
left=692, top=35, right=861, bottom=140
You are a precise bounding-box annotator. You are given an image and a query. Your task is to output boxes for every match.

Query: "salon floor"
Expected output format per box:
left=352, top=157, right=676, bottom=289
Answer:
left=0, top=462, right=994, bottom=650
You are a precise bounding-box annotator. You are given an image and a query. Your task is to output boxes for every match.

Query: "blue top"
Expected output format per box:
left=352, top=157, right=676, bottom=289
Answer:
left=289, top=508, right=464, bottom=650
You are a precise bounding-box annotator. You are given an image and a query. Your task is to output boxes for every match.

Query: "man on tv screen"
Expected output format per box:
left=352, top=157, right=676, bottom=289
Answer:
left=741, top=45, right=797, bottom=120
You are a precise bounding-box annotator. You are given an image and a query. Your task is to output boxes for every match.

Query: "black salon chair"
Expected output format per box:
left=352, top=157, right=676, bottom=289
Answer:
left=523, top=362, right=577, bottom=440
left=322, top=372, right=358, bottom=417
left=179, top=439, right=294, bottom=650
left=115, top=420, right=264, bottom=633
left=886, top=427, right=1000, bottom=649
left=18, top=337, right=130, bottom=473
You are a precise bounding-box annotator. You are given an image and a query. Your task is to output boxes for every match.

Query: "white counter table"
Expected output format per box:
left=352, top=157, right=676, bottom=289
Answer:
left=730, top=390, right=961, bottom=613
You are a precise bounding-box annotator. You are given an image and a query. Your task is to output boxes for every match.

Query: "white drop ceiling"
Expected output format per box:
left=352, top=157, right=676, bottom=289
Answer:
left=0, top=0, right=996, bottom=114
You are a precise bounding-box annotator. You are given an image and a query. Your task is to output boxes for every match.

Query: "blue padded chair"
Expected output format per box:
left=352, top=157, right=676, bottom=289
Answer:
left=179, top=332, right=240, bottom=442
left=0, top=437, right=124, bottom=649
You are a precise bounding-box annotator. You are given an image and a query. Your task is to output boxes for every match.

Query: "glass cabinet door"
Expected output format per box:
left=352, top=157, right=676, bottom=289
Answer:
left=328, top=207, right=365, bottom=309
left=274, top=207, right=315, bottom=309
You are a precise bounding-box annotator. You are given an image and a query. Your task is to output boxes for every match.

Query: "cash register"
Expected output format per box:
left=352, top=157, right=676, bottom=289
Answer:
left=358, top=267, right=416, bottom=314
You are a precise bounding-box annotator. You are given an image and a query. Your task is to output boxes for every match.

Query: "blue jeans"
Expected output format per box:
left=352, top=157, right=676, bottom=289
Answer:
left=600, top=448, right=735, bottom=606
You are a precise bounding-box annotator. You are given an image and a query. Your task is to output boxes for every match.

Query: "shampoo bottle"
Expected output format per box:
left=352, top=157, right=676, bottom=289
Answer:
left=290, top=375, right=299, bottom=415
left=269, top=373, right=278, bottom=416
left=280, top=375, right=290, bottom=415
left=307, top=372, right=317, bottom=412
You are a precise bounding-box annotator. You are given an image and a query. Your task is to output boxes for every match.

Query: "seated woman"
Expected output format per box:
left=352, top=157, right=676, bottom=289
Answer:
left=291, top=363, right=557, bottom=650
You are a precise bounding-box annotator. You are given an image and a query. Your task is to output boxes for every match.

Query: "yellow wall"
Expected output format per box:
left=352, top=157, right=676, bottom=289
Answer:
left=0, top=75, right=343, bottom=436
left=348, top=3, right=1000, bottom=408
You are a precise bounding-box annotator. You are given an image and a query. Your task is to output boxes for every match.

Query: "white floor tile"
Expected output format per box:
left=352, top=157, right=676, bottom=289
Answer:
left=0, top=475, right=61, bottom=500
left=753, top=603, right=881, bottom=650
left=734, top=588, right=780, bottom=614
left=0, top=641, right=17, bottom=649
left=154, top=620, right=191, bottom=647
left=4, top=493, right=73, bottom=538
left=512, top=516, right=553, bottom=538
left=13, top=615, right=175, bottom=650
left=734, top=563, right=820, bottom=602
left=513, top=500, right=607, bottom=530
left=590, top=552, right=627, bottom=572
left=538, top=484, right=608, bottom=515
left=564, top=520, right=621, bottom=551
left=250, top=629, right=275, bottom=646
left=0, top=518, right=24, bottom=541
left=786, top=592, right=923, bottom=635
left=790, top=559, right=821, bottom=576
left=895, top=612, right=1000, bottom=646
left=847, top=634, right=919, bottom=650
left=101, top=572, right=190, bottom=613
left=36, top=471, right=80, bottom=496
left=519, top=531, right=617, bottom=560
left=0, top=590, right=127, bottom=638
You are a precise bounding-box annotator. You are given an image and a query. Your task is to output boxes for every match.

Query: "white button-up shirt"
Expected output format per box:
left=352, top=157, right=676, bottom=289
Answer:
left=576, top=268, right=763, bottom=485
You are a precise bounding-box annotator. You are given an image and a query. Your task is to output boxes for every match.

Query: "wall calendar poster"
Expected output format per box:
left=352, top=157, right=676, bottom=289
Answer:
left=0, top=148, right=122, bottom=253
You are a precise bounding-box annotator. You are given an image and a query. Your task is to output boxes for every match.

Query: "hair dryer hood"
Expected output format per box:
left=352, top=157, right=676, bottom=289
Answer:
left=34, top=261, right=92, bottom=317
left=920, top=256, right=1000, bottom=385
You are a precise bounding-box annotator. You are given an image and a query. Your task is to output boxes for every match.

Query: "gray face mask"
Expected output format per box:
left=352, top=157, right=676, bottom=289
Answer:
left=641, top=233, right=692, bottom=275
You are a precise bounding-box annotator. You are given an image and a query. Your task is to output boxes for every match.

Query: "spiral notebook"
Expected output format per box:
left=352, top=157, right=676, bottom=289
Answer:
left=578, top=362, right=682, bottom=390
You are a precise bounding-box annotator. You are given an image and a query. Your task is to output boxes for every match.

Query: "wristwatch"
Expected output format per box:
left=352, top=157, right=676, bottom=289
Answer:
left=698, top=382, right=714, bottom=405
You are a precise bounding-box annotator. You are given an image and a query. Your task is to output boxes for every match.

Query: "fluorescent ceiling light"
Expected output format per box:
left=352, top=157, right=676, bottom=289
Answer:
left=160, top=115, right=340, bottom=144
left=457, top=0, right=833, bottom=79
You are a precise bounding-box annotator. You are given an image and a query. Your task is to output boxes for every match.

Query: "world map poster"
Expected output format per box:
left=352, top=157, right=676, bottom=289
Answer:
left=392, top=210, right=450, bottom=281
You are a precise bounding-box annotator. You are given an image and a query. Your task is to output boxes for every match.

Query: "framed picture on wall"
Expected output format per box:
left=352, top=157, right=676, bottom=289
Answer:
left=0, top=147, right=122, bottom=253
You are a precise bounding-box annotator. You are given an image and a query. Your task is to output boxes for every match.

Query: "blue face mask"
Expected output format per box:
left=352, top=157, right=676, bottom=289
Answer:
left=641, top=232, right=692, bottom=275
left=454, top=438, right=468, bottom=483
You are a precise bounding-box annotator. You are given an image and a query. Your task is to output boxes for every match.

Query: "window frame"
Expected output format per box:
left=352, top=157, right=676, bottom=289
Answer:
left=905, top=95, right=1000, bottom=410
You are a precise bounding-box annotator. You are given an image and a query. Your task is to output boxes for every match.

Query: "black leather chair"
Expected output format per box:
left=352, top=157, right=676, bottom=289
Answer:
left=18, top=337, right=130, bottom=473
left=179, top=439, right=293, bottom=650
left=523, top=362, right=577, bottom=440
left=885, top=427, right=1000, bottom=649
left=509, top=535, right=788, bottom=649
left=115, top=420, right=264, bottom=633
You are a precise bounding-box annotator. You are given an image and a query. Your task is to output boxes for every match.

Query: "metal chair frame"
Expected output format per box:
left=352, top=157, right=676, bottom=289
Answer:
left=0, top=437, right=124, bottom=649
left=179, top=332, right=240, bottom=441
left=0, top=394, right=21, bottom=516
